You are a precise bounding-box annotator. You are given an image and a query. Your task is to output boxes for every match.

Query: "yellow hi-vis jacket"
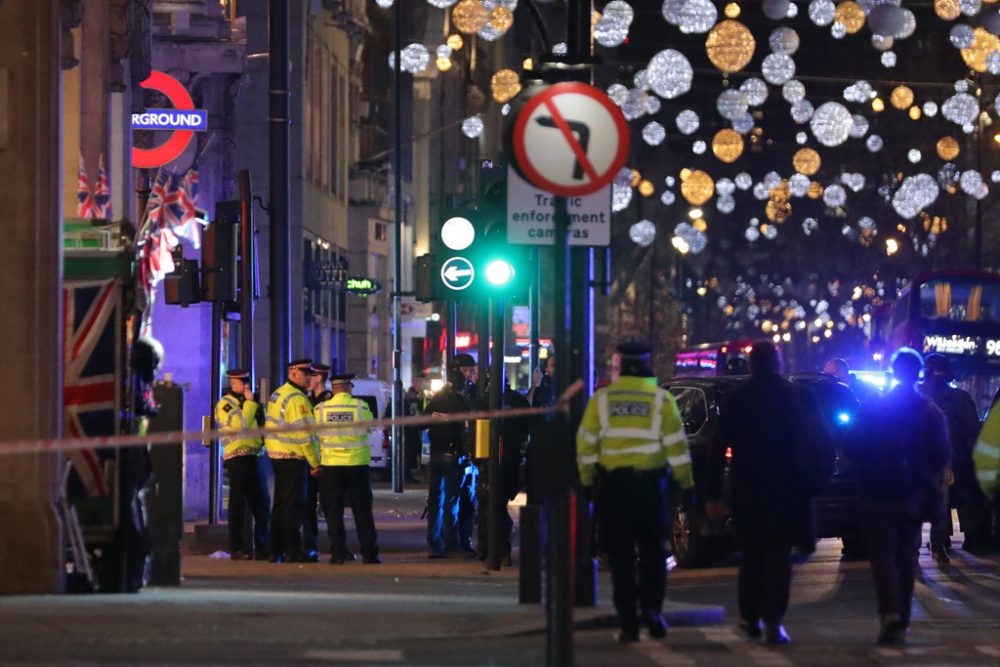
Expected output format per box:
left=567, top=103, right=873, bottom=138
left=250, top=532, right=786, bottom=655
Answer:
left=576, top=375, right=693, bottom=489
left=265, top=381, right=319, bottom=468
left=314, top=392, right=374, bottom=467
left=974, top=403, right=1000, bottom=497
left=214, top=393, right=263, bottom=460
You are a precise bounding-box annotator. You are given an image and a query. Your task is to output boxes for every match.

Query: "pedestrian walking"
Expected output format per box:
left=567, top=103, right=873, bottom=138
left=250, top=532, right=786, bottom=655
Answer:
left=424, top=369, right=474, bottom=558
left=844, top=348, right=951, bottom=646
left=265, top=358, right=320, bottom=563
left=577, top=340, right=694, bottom=643
left=705, top=341, right=834, bottom=645
left=214, top=369, right=270, bottom=560
left=314, top=374, right=381, bottom=564
left=920, top=354, right=991, bottom=560
left=302, top=362, right=333, bottom=562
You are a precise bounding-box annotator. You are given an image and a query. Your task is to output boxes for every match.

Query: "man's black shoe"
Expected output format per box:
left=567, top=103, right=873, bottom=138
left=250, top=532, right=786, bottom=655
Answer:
left=764, top=624, right=791, bottom=645
left=739, top=619, right=763, bottom=639
left=644, top=613, right=668, bottom=639
left=305, top=551, right=320, bottom=563
left=877, top=616, right=905, bottom=646
left=362, top=555, right=382, bottom=564
left=617, top=629, right=640, bottom=644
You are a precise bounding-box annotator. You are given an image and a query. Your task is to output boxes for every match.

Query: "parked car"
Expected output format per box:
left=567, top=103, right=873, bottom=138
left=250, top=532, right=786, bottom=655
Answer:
left=661, top=373, right=860, bottom=567
left=349, top=378, right=392, bottom=474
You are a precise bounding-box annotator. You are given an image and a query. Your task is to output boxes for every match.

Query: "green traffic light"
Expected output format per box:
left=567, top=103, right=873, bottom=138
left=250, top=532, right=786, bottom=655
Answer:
left=485, top=259, right=515, bottom=286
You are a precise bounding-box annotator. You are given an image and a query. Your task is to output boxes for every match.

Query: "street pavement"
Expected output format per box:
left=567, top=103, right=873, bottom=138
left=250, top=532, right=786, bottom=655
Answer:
left=0, top=484, right=998, bottom=665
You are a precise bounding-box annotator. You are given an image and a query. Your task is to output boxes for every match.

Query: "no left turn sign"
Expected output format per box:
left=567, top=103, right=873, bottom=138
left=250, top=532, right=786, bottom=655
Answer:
left=512, top=82, right=629, bottom=198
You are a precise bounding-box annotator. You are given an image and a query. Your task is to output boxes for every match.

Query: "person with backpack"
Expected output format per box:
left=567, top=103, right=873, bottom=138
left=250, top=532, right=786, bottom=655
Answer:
left=844, top=348, right=951, bottom=646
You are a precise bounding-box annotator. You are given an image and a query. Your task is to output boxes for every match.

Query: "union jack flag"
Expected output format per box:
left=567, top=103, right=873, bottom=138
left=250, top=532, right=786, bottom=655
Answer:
left=93, top=153, right=112, bottom=219
left=172, top=169, right=202, bottom=249
left=76, top=155, right=96, bottom=219
left=63, top=279, right=120, bottom=497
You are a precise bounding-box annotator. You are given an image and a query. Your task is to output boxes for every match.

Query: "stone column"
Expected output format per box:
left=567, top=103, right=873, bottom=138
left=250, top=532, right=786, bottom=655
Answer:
left=0, top=0, right=64, bottom=595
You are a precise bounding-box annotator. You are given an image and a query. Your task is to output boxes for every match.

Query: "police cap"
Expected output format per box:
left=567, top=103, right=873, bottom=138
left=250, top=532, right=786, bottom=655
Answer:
left=330, top=373, right=356, bottom=386
left=924, top=353, right=953, bottom=380
left=616, top=339, right=652, bottom=359
left=288, top=358, right=313, bottom=370
left=225, top=368, right=250, bottom=379
left=310, top=362, right=331, bottom=377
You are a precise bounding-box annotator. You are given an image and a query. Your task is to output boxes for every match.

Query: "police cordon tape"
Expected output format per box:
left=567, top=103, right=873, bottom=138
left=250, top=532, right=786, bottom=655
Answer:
left=0, top=381, right=584, bottom=456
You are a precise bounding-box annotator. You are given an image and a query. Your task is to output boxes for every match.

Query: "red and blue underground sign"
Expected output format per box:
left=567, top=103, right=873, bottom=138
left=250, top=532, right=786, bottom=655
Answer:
left=131, top=71, right=208, bottom=168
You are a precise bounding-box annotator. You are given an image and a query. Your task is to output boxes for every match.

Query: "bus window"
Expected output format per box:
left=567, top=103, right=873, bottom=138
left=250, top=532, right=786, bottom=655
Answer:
left=919, top=278, right=1000, bottom=323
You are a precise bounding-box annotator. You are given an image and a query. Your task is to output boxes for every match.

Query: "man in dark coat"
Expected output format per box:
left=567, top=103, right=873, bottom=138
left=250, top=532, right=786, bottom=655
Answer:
left=845, top=348, right=951, bottom=646
left=706, top=341, right=832, bottom=645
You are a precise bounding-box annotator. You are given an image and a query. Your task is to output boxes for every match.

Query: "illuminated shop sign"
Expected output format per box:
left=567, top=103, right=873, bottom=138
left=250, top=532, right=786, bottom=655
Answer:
left=345, top=277, right=381, bottom=295
left=131, top=109, right=207, bottom=131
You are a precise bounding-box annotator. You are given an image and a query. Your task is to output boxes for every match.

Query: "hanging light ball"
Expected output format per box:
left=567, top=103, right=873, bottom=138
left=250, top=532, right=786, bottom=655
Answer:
left=676, top=109, right=700, bottom=135
left=717, top=89, right=749, bottom=120
left=935, top=137, right=961, bottom=162
left=961, top=27, right=1000, bottom=72
left=936, top=0, right=962, bottom=21
left=681, top=170, right=716, bottom=205
left=809, top=0, right=837, bottom=26
left=810, top=101, right=853, bottom=146
left=388, top=43, right=432, bottom=73
left=893, top=174, right=939, bottom=219
left=436, top=56, right=453, bottom=71
left=868, top=5, right=906, bottom=37
left=762, top=53, right=796, bottom=85
left=724, top=2, right=741, bottom=19
left=712, top=129, right=745, bottom=163
left=662, top=0, right=718, bottom=34
left=376, top=0, right=394, bottom=7
left=638, top=179, right=655, bottom=197
left=427, top=0, right=458, bottom=7
left=783, top=80, right=807, bottom=103
left=706, top=20, right=757, bottom=73
left=808, top=181, right=825, bottom=199
left=890, top=85, right=914, bottom=110
left=741, top=77, right=769, bottom=106
left=646, top=49, right=694, bottom=99
left=942, top=92, right=979, bottom=126
left=490, top=69, right=521, bottom=103
left=603, top=1, right=635, bottom=25
left=629, top=220, right=656, bottom=247
left=866, top=134, right=884, bottom=152
left=477, top=6, right=514, bottom=41
left=766, top=198, right=792, bottom=223
left=762, top=0, right=791, bottom=20
left=452, top=0, right=490, bottom=34
left=461, top=116, right=484, bottom=138
left=642, top=121, right=667, bottom=146
left=446, top=33, right=464, bottom=51
left=769, top=27, right=801, bottom=55
left=792, top=147, right=822, bottom=175
left=594, top=13, right=630, bottom=48
left=835, top=2, right=866, bottom=34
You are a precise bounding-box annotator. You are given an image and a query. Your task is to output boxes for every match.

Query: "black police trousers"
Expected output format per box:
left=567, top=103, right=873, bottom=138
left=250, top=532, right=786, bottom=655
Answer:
left=319, top=465, right=379, bottom=560
left=860, top=511, right=922, bottom=626
left=737, top=531, right=792, bottom=626
left=225, top=455, right=270, bottom=555
left=303, top=474, right=320, bottom=554
left=599, top=467, right=669, bottom=634
left=270, top=458, right=308, bottom=558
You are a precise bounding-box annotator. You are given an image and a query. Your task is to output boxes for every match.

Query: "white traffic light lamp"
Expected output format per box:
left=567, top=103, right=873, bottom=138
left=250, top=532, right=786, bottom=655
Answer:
left=441, top=216, right=475, bottom=251
left=485, top=259, right=515, bottom=286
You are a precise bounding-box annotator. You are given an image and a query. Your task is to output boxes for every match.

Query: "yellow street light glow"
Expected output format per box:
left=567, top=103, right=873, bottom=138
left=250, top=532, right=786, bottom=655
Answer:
left=671, top=236, right=690, bottom=254
left=437, top=57, right=453, bottom=71
left=886, top=238, right=899, bottom=256
left=447, top=34, right=464, bottom=51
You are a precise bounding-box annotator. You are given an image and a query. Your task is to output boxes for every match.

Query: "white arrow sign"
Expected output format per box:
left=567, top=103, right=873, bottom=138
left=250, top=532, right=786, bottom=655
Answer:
left=440, top=256, right=475, bottom=291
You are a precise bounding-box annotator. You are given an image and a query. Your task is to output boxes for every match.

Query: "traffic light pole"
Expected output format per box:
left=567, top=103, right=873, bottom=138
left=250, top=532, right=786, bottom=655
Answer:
left=487, top=296, right=504, bottom=571
left=268, top=0, right=290, bottom=386
left=390, top=0, right=404, bottom=494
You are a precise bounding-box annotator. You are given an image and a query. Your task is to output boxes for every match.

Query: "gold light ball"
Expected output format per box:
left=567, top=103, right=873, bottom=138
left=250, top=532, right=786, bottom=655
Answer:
left=890, top=86, right=914, bottom=110
left=490, top=69, right=521, bottom=103
left=935, top=0, right=961, bottom=20
left=936, top=136, right=961, bottom=161
left=712, top=129, right=745, bottom=163
left=679, top=168, right=692, bottom=182
left=835, top=1, right=866, bottom=34
left=692, top=218, right=708, bottom=232
left=437, top=57, right=453, bottom=71
left=447, top=34, right=464, bottom=51
left=630, top=169, right=642, bottom=187
left=487, top=6, right=514, bottom=34
left=909, top=105, right=922, bottom=120
left=766, top=198, right=792, bottom=223
left=792, top=148, right=821, bottom=176
left=453, top=0, right=489, bottom=35
left=871, top=97, right=885, bottom=112
left=681, top=170, right=715, bottom=206
left=638, top=179, right=655, bottom=197
left=705, top=20, right=756, bottom=74
left=724, top=2, right=741, bottom=18
left=961, top=27, right=1000, bottom=73
left=808, top=181, right=824, bottom=199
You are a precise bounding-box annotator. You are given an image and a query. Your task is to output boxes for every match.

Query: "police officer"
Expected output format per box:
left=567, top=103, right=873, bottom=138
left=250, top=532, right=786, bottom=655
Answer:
left=424, top=370, right=473, bottom=558
left=302, top=362, right=333, bottom=562
left=974, top=396, right=1000, bottom=550
left=265, top=358, right=320, bottom=563
left=921, top=354, right=989, bottom=559
left=314, top=374, right=381, bottom=564
left=577, top=341, right=694, bottom=643
left=214, top=369, right=271, bottom=560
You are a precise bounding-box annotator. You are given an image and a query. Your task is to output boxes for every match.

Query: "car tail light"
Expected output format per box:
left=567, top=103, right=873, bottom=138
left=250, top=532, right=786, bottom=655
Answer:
left=725, top=446, right=733, bottom=461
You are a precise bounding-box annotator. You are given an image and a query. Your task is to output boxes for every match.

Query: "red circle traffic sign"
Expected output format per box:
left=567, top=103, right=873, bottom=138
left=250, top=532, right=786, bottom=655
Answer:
left=512, top=82, right=629, bottom=197
left=132, top=71, right=196, bottom=169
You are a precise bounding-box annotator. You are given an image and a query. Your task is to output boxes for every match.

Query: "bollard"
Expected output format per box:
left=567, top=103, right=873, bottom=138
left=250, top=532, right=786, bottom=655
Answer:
left=519, top=503, right=542, bottom=603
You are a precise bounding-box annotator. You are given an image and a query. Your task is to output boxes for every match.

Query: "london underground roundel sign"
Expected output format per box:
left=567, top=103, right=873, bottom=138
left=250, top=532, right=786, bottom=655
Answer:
left=131, top=71, right=204, bottom=168
left=512, top=82, right=629, bottom=197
